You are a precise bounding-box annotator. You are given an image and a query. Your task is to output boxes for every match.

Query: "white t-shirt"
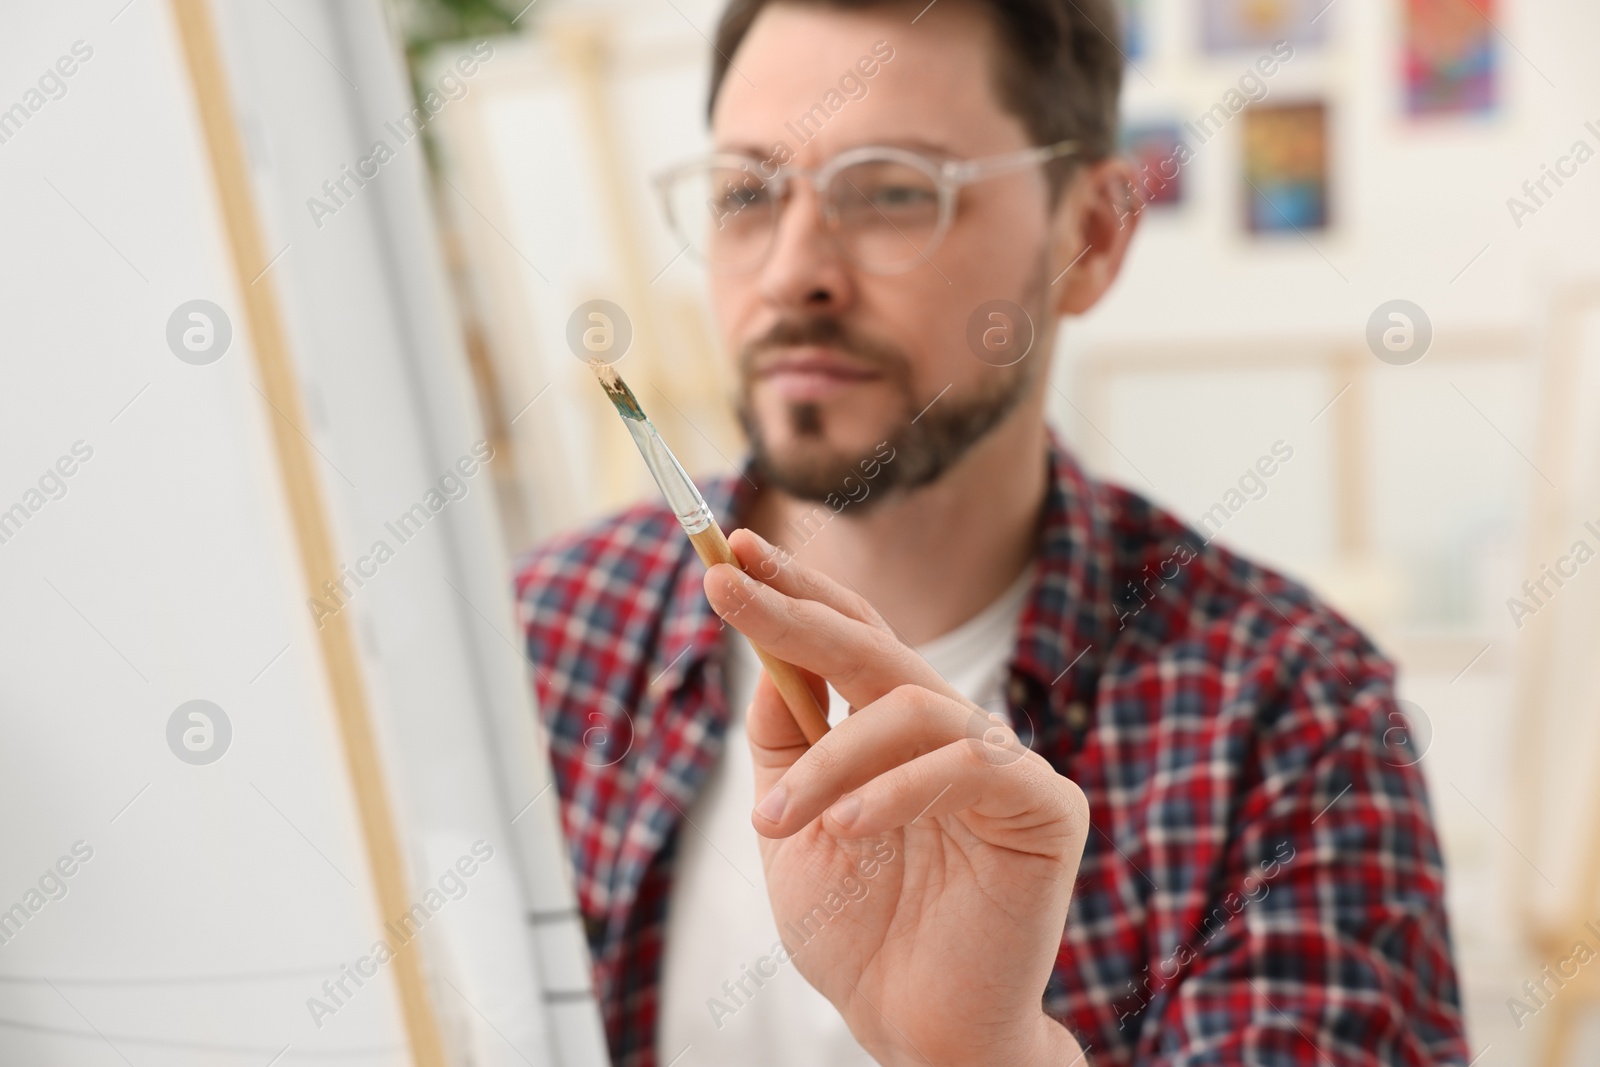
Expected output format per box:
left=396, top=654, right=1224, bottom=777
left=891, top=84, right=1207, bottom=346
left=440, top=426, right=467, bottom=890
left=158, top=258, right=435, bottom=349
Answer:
left=658, top=564, right=1036, bottom=1066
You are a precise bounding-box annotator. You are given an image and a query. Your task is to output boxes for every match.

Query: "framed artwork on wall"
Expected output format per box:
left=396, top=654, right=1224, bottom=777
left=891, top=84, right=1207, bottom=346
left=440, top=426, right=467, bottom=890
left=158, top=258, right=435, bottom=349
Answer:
left=1123, top=122, right=1187, bottom=208
left=1201, top=0, right=1327, bottom=54
left=1119, top=0, right=1149, bottom=61
left=1403, top=0, right=1497, bottom=116
left=1242, top=102, right=1329, bottom=233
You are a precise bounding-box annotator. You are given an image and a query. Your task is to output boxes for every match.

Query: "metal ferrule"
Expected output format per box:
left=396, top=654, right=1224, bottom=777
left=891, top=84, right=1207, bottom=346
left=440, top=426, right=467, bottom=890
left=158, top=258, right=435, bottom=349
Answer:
left=624, top=418, right=715, bottom=535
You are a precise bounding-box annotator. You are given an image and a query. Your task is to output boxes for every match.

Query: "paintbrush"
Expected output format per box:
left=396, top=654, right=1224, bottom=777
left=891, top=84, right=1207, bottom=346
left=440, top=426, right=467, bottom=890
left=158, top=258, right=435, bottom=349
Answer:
left=588, top=360, right=831, bottom=745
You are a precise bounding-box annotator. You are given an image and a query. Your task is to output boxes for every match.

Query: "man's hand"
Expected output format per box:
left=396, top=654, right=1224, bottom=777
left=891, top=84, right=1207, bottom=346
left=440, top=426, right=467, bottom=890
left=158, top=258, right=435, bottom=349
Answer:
left=704, top=528, right=1090, bottom=1067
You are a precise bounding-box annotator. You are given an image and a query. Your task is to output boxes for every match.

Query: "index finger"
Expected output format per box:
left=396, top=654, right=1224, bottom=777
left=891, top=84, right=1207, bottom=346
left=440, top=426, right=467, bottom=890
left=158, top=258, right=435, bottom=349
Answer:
left=745, top=663, right=830, bottom=785
left=705, top=562, right=962, bottom=713
left=727, top=528, right=883, bottom=629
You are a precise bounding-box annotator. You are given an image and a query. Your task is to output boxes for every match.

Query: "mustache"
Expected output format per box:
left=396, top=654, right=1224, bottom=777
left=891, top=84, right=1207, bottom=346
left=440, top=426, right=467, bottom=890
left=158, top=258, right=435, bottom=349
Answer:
left=738, top=317, right=908, bottom=377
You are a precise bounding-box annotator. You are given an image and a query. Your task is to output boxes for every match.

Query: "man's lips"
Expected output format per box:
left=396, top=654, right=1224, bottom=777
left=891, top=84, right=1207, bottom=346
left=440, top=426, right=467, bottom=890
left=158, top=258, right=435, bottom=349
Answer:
left=752, top=346, right=882, bottom=401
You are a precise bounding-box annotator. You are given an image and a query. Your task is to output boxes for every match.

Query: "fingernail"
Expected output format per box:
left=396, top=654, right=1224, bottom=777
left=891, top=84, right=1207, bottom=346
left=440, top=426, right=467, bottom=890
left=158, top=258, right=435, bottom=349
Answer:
left=746, top=529, right=775, bottom=553
left=827, top=794, right=861, bottom=829
left=755, top=783, right=787, bottom=823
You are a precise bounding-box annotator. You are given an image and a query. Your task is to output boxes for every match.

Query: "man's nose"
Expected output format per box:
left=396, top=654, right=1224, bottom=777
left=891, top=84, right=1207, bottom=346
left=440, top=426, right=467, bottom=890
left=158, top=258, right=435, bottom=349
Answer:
left=757, top=182, right=857, bottom=314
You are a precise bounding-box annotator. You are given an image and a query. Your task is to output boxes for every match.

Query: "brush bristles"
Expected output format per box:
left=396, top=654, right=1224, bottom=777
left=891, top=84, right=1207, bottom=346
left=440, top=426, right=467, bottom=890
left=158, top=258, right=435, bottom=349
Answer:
left=588, top=360, right=646, bottom=421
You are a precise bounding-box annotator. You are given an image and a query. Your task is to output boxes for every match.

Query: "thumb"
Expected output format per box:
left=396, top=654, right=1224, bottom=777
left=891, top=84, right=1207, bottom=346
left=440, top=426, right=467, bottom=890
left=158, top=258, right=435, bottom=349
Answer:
left=746, top=657, right=830, bottom=796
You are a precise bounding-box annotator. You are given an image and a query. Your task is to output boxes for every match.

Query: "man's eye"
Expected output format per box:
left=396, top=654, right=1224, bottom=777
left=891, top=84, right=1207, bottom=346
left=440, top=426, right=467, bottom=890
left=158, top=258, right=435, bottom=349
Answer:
left=716, top=181, right=769, bottom=211
left=869, top=184, right=934, bottom=209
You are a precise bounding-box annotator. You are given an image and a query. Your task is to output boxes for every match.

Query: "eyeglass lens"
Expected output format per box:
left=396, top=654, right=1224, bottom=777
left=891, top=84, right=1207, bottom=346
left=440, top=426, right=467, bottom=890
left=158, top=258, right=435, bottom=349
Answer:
left=664, top=157, right=944, bottom=275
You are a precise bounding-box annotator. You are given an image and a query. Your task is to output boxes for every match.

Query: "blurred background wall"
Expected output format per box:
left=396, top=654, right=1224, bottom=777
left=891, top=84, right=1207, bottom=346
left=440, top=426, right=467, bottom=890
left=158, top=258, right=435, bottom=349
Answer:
left=411, top=0, right=1600, bottom=1062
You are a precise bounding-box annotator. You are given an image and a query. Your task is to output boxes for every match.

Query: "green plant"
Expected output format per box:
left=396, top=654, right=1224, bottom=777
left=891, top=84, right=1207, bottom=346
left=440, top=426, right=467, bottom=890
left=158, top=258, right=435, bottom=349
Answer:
left=388, top=0, right=531, bottom=164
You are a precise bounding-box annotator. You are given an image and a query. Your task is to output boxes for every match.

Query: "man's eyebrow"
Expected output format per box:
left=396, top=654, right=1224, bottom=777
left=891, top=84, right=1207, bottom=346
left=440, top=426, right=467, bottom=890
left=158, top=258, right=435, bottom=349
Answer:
left=710, top=136, right=964, bottom=159
left=713, top=140, right=772, bottom=157
left=875, top=137, right=960, bottom=159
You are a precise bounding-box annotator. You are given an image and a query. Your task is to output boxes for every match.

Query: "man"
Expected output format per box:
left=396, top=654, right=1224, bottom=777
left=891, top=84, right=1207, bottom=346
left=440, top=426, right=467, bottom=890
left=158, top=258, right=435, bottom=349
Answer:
left=515, top=0, right=1468, bottom=1064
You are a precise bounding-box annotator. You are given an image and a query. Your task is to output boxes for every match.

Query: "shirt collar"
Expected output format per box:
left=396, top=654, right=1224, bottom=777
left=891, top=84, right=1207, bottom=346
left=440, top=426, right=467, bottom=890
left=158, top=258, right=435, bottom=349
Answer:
left=1010, top=434, right=1120, bottom=701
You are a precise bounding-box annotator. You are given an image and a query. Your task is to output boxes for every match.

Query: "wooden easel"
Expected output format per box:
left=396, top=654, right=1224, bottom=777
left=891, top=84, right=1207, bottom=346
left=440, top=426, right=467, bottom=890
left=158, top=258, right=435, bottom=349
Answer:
left=171, top=2, right=448, bottom=1061
left=1504, top=284, right=1600, bottom=1067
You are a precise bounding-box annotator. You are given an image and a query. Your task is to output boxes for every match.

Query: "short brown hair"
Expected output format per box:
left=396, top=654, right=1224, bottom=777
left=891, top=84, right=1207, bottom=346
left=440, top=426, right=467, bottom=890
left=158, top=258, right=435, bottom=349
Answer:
left=707, top=0, right=1124, bottom=165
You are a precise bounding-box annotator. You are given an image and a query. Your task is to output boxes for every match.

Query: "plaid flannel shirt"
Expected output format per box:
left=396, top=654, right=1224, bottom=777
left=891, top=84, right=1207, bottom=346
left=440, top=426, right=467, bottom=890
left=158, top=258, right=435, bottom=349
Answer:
left=513, top=438, right=1467, bottom=1067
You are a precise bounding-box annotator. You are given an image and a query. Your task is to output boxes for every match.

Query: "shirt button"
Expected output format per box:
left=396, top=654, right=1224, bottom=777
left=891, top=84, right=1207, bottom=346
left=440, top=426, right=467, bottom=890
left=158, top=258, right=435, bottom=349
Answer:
left=1065, top=701, right=1089, bottom=731
left=1007, top=677, right=1029, bottom=708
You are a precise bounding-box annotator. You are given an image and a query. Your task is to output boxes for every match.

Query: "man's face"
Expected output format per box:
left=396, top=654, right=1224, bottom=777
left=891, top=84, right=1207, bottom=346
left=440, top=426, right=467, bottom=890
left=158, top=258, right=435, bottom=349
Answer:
left=709, top=1, right=1061, bottom=503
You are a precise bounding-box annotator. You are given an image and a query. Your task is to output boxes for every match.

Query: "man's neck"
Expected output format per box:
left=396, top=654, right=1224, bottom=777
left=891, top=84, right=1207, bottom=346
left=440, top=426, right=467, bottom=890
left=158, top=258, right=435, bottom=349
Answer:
left=745, top=404, right=1050, bottom=647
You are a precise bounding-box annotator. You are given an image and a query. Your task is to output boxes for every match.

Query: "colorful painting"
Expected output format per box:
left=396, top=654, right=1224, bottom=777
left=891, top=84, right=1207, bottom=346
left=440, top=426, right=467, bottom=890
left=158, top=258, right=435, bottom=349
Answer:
left=1119, top=0, right=1149, bottom=62
left=1403, top=0, right=1497, bottom=115
left=1122, top=123, right=1186, bottom=208
left=1201, top=0, right=1327, bottom=53
left=1242, top=103, right=1329, bottom=233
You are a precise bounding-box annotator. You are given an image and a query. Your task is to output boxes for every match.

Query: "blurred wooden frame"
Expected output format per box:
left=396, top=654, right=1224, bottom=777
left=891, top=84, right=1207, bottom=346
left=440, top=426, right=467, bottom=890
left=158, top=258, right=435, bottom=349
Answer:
left=1072, top=329, right=1526, bottom=560
left=1506, top=283, right=1600, bottom=1067
left=432, top=14, right=742, bottom=550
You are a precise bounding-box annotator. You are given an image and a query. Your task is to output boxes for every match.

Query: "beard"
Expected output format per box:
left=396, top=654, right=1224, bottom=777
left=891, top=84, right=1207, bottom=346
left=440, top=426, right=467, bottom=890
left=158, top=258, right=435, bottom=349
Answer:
left=735, top=312, right=1040, bottom=511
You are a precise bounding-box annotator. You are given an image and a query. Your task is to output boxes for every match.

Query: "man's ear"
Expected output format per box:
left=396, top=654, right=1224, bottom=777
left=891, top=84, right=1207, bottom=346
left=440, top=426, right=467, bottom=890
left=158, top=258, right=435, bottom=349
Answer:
left=1049, top=156, right=1140, bottom=317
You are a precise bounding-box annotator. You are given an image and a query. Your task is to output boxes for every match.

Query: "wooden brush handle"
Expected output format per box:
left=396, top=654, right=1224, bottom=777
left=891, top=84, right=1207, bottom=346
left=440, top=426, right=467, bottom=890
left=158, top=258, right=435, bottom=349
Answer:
left=688, top=525, right=831, bottom=745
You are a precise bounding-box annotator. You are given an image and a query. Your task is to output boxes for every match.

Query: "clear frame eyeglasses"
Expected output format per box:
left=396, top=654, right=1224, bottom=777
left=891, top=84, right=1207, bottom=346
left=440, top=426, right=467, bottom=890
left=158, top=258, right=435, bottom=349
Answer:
left=652, top=139, right=1080, bottom=276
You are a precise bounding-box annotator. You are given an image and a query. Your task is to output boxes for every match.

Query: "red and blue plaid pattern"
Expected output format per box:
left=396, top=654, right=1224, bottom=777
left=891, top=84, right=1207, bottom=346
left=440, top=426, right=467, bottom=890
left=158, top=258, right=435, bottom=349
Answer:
left=513, top=439, right=1468, bottom=1067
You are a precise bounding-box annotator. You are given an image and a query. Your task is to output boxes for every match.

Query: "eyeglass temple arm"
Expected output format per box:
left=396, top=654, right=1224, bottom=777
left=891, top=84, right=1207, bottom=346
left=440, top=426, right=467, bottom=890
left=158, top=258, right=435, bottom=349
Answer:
left=945, top=139, right=1081, bottom=185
